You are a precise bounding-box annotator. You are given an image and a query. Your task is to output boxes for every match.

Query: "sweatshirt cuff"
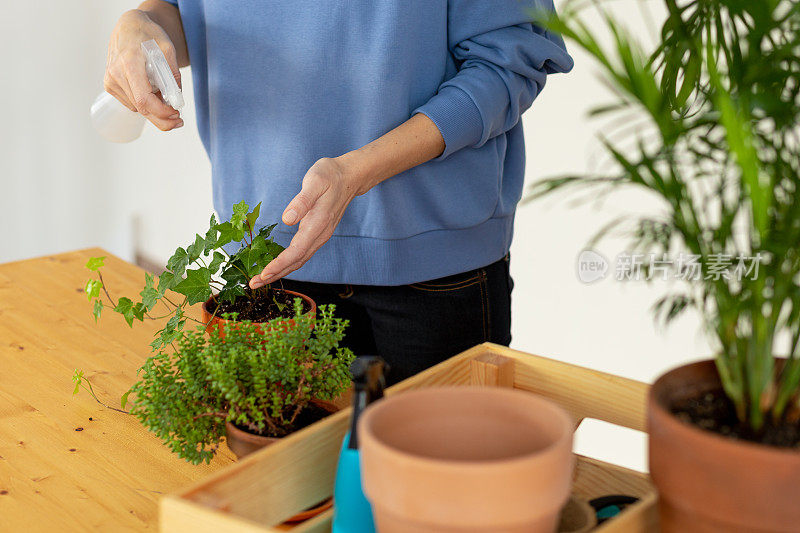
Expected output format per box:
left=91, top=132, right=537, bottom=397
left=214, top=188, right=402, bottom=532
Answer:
left=414, top=85, right=483, bottom=160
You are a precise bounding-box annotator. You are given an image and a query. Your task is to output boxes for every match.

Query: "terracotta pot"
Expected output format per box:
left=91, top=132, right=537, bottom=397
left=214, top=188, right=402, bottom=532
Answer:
left=224, top=400, right=338, bottom=524
left=224, top=399, right=339, bottom=459
left=358, top=387, right=575, bottom=533
left=648, top=360, right=800, bottom=532
left=201, top=289, right=316, bottom=338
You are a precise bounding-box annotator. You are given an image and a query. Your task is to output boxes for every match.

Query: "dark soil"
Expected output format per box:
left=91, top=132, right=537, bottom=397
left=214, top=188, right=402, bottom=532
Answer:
left=236, top=402, right=333, bottom=438
left=209, top=287, right=310, bottom=322
left=671, top=388, right=800, bottom=448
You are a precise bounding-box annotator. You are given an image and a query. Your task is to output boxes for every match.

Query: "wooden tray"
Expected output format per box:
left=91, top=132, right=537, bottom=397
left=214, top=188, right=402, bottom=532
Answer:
left=161, top=343, right=658, bottom=532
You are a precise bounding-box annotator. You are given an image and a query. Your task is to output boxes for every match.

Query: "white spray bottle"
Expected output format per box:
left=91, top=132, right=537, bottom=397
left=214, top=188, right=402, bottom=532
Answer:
left=90, top=40, right=184, bottom=143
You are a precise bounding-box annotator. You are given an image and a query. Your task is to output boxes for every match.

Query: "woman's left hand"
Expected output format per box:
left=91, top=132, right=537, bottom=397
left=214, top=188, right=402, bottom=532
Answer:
left=250, top=157, right=362, bottom=288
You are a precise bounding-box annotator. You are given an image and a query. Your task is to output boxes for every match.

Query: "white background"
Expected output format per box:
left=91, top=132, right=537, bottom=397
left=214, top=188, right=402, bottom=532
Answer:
left=0, top=1, right=712, bottom=471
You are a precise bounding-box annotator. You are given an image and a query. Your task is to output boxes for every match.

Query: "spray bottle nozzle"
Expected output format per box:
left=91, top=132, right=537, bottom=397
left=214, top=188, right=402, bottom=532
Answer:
left=347, top=356, right=388, bottom=450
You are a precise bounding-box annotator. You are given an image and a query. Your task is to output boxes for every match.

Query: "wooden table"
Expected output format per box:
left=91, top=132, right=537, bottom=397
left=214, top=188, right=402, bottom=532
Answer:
left=0, top=249, right=235, bottom=532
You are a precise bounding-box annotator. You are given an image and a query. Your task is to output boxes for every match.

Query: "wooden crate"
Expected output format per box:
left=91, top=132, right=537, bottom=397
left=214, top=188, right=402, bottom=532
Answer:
left=161, top=343, right=658, bottom=532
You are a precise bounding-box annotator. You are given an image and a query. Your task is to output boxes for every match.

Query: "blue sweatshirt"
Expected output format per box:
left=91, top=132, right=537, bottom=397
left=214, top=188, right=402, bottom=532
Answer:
left=165, top=0, right=573, bottom=285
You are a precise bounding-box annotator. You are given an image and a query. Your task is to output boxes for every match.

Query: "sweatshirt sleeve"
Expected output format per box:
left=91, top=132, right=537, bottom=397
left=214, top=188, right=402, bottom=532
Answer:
left=414, top=0, right=574, bottom=160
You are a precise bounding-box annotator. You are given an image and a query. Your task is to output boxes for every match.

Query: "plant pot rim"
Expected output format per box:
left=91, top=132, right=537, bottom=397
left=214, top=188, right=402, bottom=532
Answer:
left=360, top=386, right=574, bottom=473
left=224, top=399, right=340, bottom=445
left=650, top=358, right=800, bottom=458
left=202, top=288, right=316, bottom=323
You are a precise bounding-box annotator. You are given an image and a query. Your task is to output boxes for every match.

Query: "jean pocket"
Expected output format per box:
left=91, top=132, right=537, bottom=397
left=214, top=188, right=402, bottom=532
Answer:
left=409, top=268, right=486, bottom=292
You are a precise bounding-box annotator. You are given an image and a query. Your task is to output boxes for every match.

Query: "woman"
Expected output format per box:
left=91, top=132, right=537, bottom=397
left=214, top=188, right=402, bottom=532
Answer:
left=104, top=0, right=573, bottom=383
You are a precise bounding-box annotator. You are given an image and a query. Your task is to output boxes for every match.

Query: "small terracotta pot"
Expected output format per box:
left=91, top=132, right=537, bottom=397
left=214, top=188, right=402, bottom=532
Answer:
left=648, top=360, right=800, bottom=532
left=201, top=289, right=316, bottom=338
left=224, top=400, right=339, bottom=524
left=224, top=399, right=339, bottom=459
left=358, top=387, right=575, bottom=533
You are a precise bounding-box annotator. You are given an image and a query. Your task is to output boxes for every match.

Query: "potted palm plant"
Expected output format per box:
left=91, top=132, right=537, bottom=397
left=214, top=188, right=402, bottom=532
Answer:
left=531, top=1, right=800, bottom=530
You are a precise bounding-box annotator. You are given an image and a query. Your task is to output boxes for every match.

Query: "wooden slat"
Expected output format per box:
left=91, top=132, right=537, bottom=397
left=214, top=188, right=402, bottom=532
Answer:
left=477, top=344, right=649, bottom=432
left=0, top=249, right=234, bottom=532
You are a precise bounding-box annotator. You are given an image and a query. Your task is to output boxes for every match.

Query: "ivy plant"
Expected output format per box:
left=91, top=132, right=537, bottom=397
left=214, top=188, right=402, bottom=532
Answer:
left=84, top=201, right=285, bottom=351
left=127, top=301, right=354, bottom=464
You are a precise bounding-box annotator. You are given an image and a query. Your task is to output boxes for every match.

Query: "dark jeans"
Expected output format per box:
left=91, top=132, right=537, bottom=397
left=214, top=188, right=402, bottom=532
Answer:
left=280, top=255, right=513, bottom=386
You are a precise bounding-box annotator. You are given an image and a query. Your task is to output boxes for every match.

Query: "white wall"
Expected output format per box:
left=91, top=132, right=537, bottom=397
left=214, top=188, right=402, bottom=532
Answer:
left=0, top=1, right=711, bottom=471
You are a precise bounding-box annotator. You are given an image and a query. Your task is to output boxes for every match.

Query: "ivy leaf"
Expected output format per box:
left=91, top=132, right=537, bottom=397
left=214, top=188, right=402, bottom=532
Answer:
left=220, top=258, right=248, bottom=287
left=149, top=309, right=187, bottom=351
left=208, top=251, right=226, bottom=274
left=86, top=256, right=106, bottom=272
left=258, top=223, right=277, bottom=240
left=216, top=221, right=245, bottom=246
left=121, top=389, right=131, bottom=410
left=245, top=202, right=262, bottom=231
left=173, top=268, right=212, bottom=305
left=85, top=279, right=102, bottom=301
left=72, top=369, right=84, bottom=395
left=230, top=201, right=249, bottom=229
left=114, top=297, right=139, bottom=327
left=92, top=300, right=103, bottom=322
left=204, top=226, right=219, bottom=253
left=167, top=247, right=189, bottom=278
left=187, top=234, right=206, bottom=262
left=265, top=241, right=285, bottom=258
left=157, top=271, right=178, bottom=295
left=140, top=273, right=159, bottom=311
left=219, top=284, right=246, bottom=303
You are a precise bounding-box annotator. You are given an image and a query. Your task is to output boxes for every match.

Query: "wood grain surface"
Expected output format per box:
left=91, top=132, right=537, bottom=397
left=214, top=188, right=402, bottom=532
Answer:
left=0, top=249, right=235, bottom=532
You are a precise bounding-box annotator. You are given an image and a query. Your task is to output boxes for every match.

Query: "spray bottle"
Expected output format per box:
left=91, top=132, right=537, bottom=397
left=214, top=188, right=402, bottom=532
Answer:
left=332, top=356, right=388, bottom=533
left=90, top=39, right=184, bottom=143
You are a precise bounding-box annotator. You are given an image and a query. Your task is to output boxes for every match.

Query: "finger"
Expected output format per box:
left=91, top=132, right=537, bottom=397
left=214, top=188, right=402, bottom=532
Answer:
left=106, top=64, right=137, bottom=111
left=251, top=245, right=306, bottom=287
left=255, top=212, right=333, bottom=285
left=264, top=230, right=331, bottom=284
left=155, top=38, right=182, bottom=90
left=255, top=224, right=322, bottom=285
left=282, top=172, right=331, bottom=226
left=123, top=53, right=180, bottom=120
left=104, top=77, right=137, bottom=112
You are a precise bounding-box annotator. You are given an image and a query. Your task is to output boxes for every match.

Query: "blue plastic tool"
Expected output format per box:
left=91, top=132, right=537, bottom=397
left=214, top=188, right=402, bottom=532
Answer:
left=332, top=357, right=387, bottom=533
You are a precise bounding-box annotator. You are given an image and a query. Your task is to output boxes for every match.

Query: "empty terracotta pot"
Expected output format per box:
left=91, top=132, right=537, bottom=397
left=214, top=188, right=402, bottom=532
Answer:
left=358, top=387, right=575, bottom=533
left=649, top=360, right=800, bottom=532
left=201, top=289, right=316, bottom=338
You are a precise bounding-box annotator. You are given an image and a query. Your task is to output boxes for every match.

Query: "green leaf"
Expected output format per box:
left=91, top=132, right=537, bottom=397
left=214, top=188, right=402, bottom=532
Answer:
left=121, top=389, right=131, bottom=410
left=140, top=273, right=159, bottom=310
left=204, top=227, right=219, bottom=252
left=208, top=251, right=226, bottom=274
left=173, top=268, right=212, bottom=305
left=92, top=300, right=103, bottom=322
left=85, top=256, right=105, bottom=272
left=157, top=271, right=177, bottom=294
left=245, top=202, right=262, bottom=231
left=167, top=247, right=189, bottom=278
left=72, top=369, right=84, bottom=395
left=231, top=201, right=249, bottom=229
left=219, top=285, right=246, bottom=304
left=114, top=297, right=142, bottom=327
left=258, top=223, right=277, bottom=240
left=85, top=279, right=102, bottom=301
left=187, top=234, right=206, bottom=262
left=220, top=259, right=248, bottom=287
left=216, top=221, right=245, bottom=246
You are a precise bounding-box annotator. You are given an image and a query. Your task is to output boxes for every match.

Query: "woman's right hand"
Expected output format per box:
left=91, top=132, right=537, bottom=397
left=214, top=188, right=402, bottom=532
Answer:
left=105, top=9, right=184, bottom=131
